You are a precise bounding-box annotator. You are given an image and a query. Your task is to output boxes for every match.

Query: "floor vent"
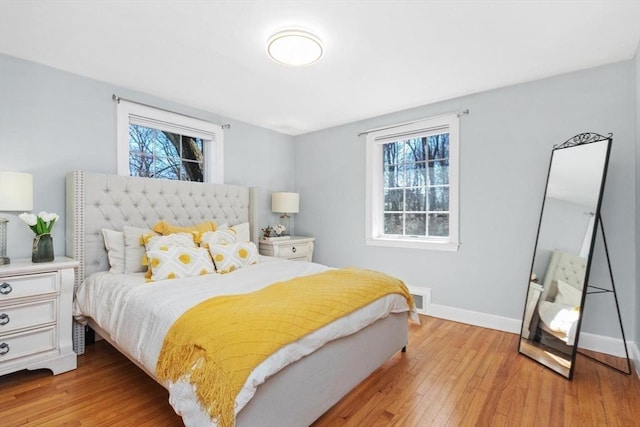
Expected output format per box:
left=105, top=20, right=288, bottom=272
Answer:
left=408, top=287, right=430, bottom=315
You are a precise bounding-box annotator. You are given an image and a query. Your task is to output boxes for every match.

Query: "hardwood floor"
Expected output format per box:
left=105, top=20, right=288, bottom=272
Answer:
left=1, top=316, right=639, bottom=426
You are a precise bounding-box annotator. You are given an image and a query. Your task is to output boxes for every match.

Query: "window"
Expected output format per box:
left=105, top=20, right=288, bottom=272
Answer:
left=116, top=100, right=223, bottom=183
left=366, top=114, right=459, bottom=251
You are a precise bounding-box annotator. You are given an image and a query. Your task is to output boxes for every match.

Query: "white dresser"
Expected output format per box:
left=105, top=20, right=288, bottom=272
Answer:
left=0, top=257, right=78, bottom=376
left=259, top=236, right=315, bottom=262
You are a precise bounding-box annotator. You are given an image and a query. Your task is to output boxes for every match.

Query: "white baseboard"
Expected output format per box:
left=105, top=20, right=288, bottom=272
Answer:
left=425, top=303, right=521, bottom=334
left=425, top=301, right=639, bottom=378
left=630, top=342, right=640, bottom=378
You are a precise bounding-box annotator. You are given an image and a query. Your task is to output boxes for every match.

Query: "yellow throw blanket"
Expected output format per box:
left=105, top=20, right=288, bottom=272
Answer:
left=156, top=268, right=414, bottom=427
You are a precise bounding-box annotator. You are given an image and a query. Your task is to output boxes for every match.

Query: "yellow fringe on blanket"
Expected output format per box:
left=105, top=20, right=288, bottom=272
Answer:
left=155, top=268, right=414, bottom=427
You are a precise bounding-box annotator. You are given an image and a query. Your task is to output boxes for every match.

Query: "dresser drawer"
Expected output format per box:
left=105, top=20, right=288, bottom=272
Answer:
left=0, top=273, right=58, bottom=301
left=278, top=243, right=310, bottom=258
left=0, top=326, right=56, bottom=362
left=0, top=299, right=56, bottom=335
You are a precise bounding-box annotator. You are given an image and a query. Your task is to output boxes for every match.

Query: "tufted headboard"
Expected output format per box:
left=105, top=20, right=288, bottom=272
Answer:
left=540, top=250, right=587, bottom=303
left=65, top=170, right=258, bottom=289
left=65, top=171, right=258, bottom=353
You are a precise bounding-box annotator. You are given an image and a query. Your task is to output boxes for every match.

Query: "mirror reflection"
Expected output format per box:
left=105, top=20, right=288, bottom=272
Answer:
left=519, top=134, right=611, bottom=379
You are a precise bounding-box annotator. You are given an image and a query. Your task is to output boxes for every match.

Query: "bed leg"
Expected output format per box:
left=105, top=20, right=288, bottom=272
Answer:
left=401, top=346, right=407, bottom=353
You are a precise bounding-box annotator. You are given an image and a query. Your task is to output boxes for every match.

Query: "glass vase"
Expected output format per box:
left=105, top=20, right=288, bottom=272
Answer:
left=32, top=233, right=54, bottom=263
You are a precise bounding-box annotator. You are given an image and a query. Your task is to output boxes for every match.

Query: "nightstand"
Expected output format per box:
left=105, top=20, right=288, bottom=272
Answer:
left=0, top=257, right=78, bottom=376
left=259, top=236, right=315, bottom=262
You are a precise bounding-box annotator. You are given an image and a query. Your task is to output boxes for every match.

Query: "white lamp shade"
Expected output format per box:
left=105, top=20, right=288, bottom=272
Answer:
left=0, top=171, right=34, bottom=211
left=271, top=192, right=299, bottom=214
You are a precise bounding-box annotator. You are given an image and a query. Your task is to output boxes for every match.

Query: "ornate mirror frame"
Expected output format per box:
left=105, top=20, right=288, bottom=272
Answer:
left=518, top=132, right=612, bottom=379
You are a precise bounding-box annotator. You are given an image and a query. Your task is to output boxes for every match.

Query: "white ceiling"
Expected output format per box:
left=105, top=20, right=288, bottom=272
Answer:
left=1, top=1, right=639, bottom=136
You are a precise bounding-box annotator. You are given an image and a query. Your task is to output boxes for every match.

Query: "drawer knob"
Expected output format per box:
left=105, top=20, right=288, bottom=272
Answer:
left=0, top=313, right=8, bottom=325
left=0, top=282, right=12, bottom=295
left=0, top=342, right=9, bottom=356
left=292, top=246, right=297, bottom=253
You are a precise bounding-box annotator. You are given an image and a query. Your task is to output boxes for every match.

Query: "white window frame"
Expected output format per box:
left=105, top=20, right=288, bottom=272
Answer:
left=116, top=100, right=224, bottom=183
left=365, top=113, right=460, bottom=251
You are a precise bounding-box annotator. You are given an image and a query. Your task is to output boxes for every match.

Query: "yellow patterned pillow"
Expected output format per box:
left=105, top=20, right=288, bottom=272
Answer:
left=200, top=229, right=238, bottom=248
left=143, top=232, right=196, bottom=250
left=143, top=233, right=196, bottom=278
left=152, top=221, right=217, bottom=243
left=146, top=246, right=215, bottom=281
left=208, top=241, right=259, bottom=274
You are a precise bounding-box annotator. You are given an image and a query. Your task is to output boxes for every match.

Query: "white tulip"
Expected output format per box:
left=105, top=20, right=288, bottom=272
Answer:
left=19, top=212, right=38, bottom=226
left=39, top=211, right=58, bottom=223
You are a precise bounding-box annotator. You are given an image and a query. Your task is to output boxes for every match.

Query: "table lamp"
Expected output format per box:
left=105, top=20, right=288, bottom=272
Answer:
left=0, top=171, right=34, bottom=265
left=271, top=192, right=299, bottom=235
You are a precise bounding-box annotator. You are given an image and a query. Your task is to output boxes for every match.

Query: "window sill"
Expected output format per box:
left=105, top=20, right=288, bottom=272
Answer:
left=365, top=237, right=460, bottom=251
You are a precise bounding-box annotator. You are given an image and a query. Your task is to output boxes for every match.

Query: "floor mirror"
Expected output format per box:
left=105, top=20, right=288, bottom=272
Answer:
left=518, top=132, right=612, bottom=379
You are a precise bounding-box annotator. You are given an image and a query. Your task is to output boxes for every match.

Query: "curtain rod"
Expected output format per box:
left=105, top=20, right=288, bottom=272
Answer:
left=357, top=109, right=469, bottom=137
left=112, top=95, right=231, bottom=130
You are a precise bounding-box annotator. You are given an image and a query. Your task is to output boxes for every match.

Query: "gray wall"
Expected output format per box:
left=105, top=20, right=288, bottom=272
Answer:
left=295, top=61, right=637, bottom=339
left=635, top=45, right=640, bottom=352
left=1, top=53, right=637, bottom=343
left=531, top=198, right=592, bottom=280
left=0, top=54, right=295, bottom=259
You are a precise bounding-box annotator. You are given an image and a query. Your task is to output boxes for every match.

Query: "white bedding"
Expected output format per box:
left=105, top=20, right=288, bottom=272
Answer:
left=538, top=300, right=579, bottom=346
left=73, top=256, right=415, bottom=425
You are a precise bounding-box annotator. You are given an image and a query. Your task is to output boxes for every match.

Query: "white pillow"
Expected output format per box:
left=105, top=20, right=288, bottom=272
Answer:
left=146, top=246, right=215, bottom=281
left=230, top=222, right=251, bottom=242
left=555, top=280, right=582, bottom=307
left=200, top=229, right=238, bottom=248
left=101, top=228, right=125, bottom=274
left=208, top=241, right=259, bottom=274
left=123, top=226, right=156, bottom=273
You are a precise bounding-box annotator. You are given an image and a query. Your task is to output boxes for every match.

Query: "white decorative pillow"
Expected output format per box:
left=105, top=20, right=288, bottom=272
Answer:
left=230, top=222, right=251, bottom=242
left=146, top=246, right=215, bottom=281
left=208, top=241, right=259, bottom=274
left=102, top=228, right=125, bottom=274
left=144, top=232, right=196, bottom=251
left=555, top=280, right=582, bottom=307
left=200, top=229, right=238, bottom=248
left=123, top=226, right=156, bottom=273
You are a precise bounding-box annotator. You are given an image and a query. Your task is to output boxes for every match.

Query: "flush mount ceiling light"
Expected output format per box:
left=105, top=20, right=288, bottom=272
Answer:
left=267, top=29, right=324, bottom=66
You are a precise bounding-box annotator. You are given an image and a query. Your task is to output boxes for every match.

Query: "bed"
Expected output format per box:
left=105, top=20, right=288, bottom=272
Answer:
left=66, top=170, right=415, bottom=427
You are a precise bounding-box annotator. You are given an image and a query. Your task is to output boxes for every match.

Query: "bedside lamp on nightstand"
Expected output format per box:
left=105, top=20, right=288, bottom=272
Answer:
left=0, top=171, right=34, bottom=265
left=271, top=192, right=299, bottom=235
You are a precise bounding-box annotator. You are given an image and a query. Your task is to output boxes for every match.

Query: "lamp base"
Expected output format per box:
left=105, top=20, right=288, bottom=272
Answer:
left=279, top=213, right=291, bottom=236
left=0, top=256, right=9, bottom=265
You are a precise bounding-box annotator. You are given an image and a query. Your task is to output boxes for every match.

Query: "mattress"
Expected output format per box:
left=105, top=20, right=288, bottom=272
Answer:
left=73, top=256, right=415, bottom=425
